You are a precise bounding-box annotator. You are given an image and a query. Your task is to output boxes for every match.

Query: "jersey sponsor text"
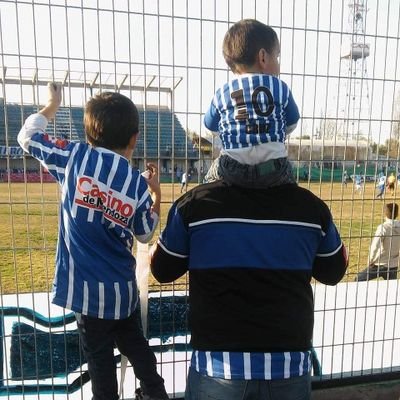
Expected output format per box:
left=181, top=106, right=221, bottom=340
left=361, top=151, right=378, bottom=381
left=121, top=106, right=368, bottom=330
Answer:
left=75, top=176, right=134, bottom=226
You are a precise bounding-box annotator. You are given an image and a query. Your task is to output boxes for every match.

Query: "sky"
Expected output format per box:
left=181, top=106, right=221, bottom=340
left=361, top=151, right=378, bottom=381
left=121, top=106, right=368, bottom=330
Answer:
left=1, top=0, right=400, bottom=144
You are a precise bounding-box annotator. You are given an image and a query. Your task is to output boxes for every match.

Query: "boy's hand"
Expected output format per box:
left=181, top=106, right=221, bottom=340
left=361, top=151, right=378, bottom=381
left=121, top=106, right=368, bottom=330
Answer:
left=39, top=82, right=62, bottom=121
left=142, top=163, right=161, bottom=215
left=142, top=163, right=161, bottom=193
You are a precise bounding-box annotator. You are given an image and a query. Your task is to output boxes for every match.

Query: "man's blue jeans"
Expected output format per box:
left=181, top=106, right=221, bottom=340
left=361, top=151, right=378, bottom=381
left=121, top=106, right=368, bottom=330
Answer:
left=185, top=367, right=311, bottom=400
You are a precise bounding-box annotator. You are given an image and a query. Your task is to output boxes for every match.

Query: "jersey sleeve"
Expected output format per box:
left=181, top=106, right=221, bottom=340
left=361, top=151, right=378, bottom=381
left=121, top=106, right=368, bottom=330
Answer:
left=284, top=87, right=300, bottom=128
left=150, top=201, right=189, bottom=283
left=204, top=96, right=220, bottom=132
left=133, top=176, right=159, bottom=243
left=17, top=113, right=77, bottom=185
left=312, top=203, right=348, bottom=285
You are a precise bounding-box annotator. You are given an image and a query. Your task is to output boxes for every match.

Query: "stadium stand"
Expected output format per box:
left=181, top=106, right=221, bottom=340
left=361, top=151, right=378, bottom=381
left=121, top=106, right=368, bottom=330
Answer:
left=0, top=99, right=198, bottom=162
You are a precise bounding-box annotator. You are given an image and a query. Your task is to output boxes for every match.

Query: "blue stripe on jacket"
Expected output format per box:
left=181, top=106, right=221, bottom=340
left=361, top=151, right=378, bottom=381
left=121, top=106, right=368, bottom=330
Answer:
left=188, top=220, right=321, bottom=270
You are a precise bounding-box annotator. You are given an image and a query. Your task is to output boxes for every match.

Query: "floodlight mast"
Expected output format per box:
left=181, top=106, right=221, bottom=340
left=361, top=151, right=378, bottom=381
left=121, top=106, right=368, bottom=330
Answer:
left=340, top=0, right=370, bottom=141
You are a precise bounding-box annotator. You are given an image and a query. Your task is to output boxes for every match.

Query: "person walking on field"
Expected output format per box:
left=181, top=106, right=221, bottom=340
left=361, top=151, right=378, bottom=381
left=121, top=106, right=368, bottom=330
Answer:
left=376, top=175, right=386, bottom=199
left=387, top=172, right=396, bottom=196
left=18, top=83, right=169, bottom=400
left=180, top=171, right=189, bottom=193
left=354, top=175, right=364, bottom=194
left=342, top=170, right=349, bottom=186
left=355, top=203, right=400, bottom=281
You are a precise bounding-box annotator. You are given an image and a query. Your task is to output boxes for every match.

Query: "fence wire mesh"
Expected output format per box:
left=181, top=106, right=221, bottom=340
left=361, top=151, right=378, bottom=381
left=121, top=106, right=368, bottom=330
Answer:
left=0, top=0, right=399, bottom=398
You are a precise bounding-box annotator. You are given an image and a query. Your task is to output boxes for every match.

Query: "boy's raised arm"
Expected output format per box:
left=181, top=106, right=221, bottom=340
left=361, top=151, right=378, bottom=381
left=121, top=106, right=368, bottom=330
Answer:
left=18, top=82, right=63, bottom=152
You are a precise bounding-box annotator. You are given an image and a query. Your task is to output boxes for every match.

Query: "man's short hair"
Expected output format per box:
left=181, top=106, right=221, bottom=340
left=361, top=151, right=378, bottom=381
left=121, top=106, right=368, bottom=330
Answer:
left=84, top=92, right=139, bottom=150
left=385, top=203, right=399, bottom=219
left=222, top=19, right=278, bottom=73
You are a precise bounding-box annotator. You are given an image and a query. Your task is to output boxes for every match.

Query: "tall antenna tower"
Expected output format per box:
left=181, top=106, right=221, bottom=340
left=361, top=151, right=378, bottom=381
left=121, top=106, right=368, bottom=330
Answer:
left=340, top=0, right=370, bottom=141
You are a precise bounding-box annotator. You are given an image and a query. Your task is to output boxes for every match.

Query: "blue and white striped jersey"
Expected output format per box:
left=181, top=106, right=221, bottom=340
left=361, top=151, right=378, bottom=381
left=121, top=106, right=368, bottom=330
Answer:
left=191, top=350, right=311, bottom=380
left=204, top=74, right=299, bottom=162
left=18, top=113, right=158, bottom=320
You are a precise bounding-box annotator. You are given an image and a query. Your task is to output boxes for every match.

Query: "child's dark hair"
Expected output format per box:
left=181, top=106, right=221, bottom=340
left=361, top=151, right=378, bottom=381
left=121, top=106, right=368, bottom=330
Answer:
left=385, top=203, right=399, bottom=219
left=223, top=19, right=278, bottom=73
left=84, top=92, right=139, bottom=150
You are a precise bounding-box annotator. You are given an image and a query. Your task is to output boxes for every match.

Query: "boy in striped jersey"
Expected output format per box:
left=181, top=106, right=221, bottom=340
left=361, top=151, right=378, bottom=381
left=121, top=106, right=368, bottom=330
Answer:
left=204, top=19, right=300, bottom=188
left=18, top=83, right=169, bottom=400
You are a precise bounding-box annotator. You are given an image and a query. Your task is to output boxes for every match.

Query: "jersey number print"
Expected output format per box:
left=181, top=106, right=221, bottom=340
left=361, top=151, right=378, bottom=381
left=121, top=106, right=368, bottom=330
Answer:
left=231, top=86, right=275, bottom=121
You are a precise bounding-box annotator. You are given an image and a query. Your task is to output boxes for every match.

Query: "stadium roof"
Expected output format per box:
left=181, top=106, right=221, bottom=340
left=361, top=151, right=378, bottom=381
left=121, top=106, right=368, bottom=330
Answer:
left=0, top=66, right=182, bottom=94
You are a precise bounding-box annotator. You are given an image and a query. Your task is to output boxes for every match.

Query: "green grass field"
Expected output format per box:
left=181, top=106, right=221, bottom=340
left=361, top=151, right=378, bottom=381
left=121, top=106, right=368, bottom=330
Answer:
left=0, top=181, right=394, bottom=294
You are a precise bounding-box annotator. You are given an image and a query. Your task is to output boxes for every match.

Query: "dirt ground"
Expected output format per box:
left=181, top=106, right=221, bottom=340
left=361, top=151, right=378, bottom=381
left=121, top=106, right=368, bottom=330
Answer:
left=312, top=380, right=400, bottom=400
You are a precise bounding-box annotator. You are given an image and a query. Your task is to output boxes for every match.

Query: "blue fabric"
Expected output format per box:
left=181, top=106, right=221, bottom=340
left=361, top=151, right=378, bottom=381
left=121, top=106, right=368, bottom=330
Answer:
left=189, top=222, right=319, bottom=270
left=317, top=219, right=343, bottom=256
left=161, top=217, right=325, bottom=271
left=211, top=352, right=225, bottom=376
left=227, top=352, right=245, bottom=378
left=159, top=203, right=189, bottom=256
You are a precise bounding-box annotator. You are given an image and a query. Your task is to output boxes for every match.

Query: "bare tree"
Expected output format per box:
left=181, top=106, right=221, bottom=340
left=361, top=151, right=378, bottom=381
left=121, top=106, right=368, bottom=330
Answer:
left=391, top=91, right=400, bottom=141
left=319, top=117, right=341, bottom=140
left=385, top=138, right=400, bottom=159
